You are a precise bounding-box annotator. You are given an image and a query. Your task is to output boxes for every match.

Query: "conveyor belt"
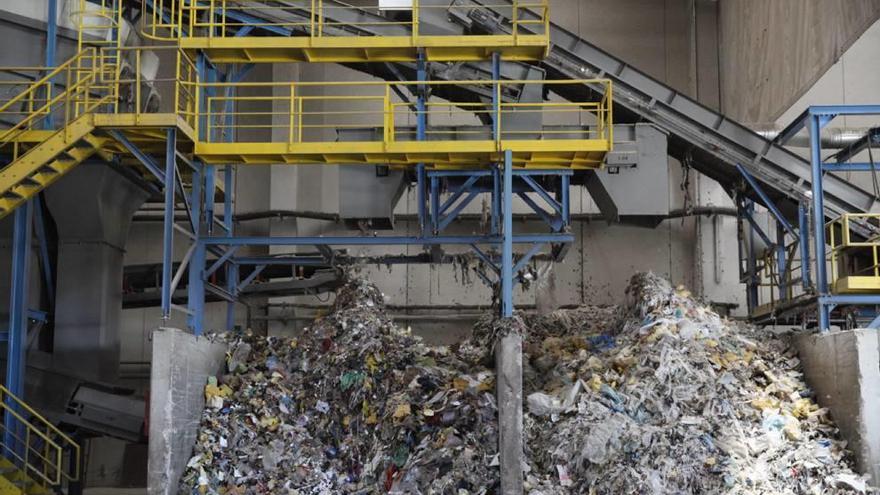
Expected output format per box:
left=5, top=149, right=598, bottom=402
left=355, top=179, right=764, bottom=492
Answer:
left=173, top=0, right=880, bottom=223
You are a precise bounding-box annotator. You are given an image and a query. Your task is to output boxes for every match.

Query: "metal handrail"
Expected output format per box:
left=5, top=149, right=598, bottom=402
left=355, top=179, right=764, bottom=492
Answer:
left=142, top=0, right=549, bottom=41
left=0, top=385, right=80, bottom=487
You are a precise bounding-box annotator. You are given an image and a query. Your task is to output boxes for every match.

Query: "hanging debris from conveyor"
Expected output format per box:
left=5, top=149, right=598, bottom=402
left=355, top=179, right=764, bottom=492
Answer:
left=179, top=278, right=500, bottom=494
left=523, top=272, right=873, bottom=494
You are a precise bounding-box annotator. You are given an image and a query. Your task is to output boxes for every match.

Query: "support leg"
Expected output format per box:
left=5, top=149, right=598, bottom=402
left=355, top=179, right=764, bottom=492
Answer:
left=809, top=115, right=830, bottom=331
left=187, top=167, right=205, bottom=334
left=5, top=201, right=32, bottom=458
left=501, top=150, right=513, bottom=317
left=160, top=128, right=176, bottom=320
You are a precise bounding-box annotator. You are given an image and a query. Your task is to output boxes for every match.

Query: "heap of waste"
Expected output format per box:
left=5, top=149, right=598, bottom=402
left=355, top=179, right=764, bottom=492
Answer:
left=180, top=278, right=500, bottom=494
left=524, top=272, right=872, bottom=494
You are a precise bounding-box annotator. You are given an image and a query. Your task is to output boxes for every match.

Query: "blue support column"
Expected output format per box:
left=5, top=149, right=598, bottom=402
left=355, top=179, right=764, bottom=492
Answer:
left=226, top=263, right=238, bottom=331
left=799, top=202, right=811, bottom=289
left=430, top=175, right=439, bottom=234
left=809, top=115, right=830, bottom=331
left=205, top=165, right=215, bottom=234
left=44, top=0, right=57, bottom=129
left=5, top=202, right=32, bottom=459
left=501, top=150, right=513, bottom=317
left=416, top=51, right=428, bottom=237
left=187, top=167, right=205, bottom=334
left=6, top=204, right=31, bottom=396
left=491, top=165, right=501, bottom=235
left=743, top=199, right=758, bottom=313
left=776, top=222, right=786, bottom=302
left=160, top=129, right=176, bottom=320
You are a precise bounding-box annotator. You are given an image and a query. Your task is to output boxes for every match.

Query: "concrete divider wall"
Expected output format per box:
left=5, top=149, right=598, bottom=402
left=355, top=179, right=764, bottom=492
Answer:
left=147, top=328, right=227, bottom=495
left=796, top=329, right=880, bottom=485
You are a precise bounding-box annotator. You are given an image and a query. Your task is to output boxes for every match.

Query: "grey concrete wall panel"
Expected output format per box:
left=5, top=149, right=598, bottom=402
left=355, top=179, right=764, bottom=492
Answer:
left=595, top=124, right=670, bottom=217
left=44, top=162, right=151, bottom=382
left=796, top=329, right=880, bottom=486
left=147, top=328, right=227, bottom=495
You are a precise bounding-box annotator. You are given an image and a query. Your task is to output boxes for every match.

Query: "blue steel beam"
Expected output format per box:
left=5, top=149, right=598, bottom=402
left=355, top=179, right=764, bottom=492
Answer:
left=237, top=265, right=266, bottom=292
left=5, top=201, right=32, bottom=459
left=810, top=115, right=831, bottom=331
left=205, top=247, right=239, bottom=279
left=108, top=130, right=166, bottom=184
left=735, top=163, right=795, bottom=235
left=822, top=163, right=880, bottom=172
left=33, top=196, right=53, bottom=309
left=438, top=191, right=479, bottom=232
left=226, top=263, right=238, bottom=331
left=160, top=129, right=176, bottom=319
left=438, top=175, right=480, bottom=216
left=513, top=242, right=544, bottom=275
left=501, top=149, right=514, bottom=317
left=516, top=192, right=560, bottom=231
left=233, top=256, right=327, bottom=266
left=187, top=165, right=205, bottom=334
left=202, top=234, right=574, bottom=246
left=469, top=244, right=501, bottom=274
left=520, top=175, right=563, bottom=215
left=798, top=203, right=811, bottom=289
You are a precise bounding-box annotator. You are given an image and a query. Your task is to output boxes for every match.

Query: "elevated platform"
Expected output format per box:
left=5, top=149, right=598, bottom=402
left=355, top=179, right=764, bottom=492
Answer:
left=144, top=0, right=550, bottom=62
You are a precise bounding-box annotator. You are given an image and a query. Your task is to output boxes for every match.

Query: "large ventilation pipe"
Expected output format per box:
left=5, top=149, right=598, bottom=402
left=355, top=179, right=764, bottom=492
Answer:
left=44, top=161, right=152, bottom=382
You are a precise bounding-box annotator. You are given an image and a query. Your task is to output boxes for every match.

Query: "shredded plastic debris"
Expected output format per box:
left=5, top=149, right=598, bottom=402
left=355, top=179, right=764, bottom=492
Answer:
left=180, top=278, right=500, bottom=494
left=523, top=272, right=873, bottom=494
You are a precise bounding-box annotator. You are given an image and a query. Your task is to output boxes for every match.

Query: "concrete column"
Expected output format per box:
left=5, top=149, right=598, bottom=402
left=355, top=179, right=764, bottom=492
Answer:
left=796, top=329, right=880, bottom=484
left=147, top=328, right=227, bottom=495
left=496, top=332, right=523, bottom=494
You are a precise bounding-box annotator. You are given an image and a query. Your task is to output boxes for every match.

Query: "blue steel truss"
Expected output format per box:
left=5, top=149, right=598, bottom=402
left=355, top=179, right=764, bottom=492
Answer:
left=739, top=105, right=880, bottom=331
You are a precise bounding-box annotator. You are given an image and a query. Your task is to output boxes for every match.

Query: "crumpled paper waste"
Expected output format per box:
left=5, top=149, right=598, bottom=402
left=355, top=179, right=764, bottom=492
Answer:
left=523, top=272, right=873, bottom=494
left=180, top=278, right=500, bottom=494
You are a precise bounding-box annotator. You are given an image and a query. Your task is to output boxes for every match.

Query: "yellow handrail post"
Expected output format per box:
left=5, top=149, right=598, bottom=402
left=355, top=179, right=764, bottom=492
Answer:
left=309, top=0, right=315, bottom=38
left=288, top=85, right=296, bottom=144
left=412, top=0, right=419, bottom=41
left=135, top=49, right=142, bottom=120
left=221, top=0, right=227, bottom=37
left=512, top=0, right=518, bottom=40
left=209, top=0, right=216, bottom=37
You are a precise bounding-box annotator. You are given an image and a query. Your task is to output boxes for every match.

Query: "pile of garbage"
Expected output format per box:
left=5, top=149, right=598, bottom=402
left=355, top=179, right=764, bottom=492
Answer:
left=524, top=272, right=871, bottom=494
left=180, top=278, right=500, bottom=494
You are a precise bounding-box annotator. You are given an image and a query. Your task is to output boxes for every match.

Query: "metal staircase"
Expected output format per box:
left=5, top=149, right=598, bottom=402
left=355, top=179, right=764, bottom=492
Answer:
left=0, top=386, right=80, bottom=495
left=0, top=49, right=113, bottom=217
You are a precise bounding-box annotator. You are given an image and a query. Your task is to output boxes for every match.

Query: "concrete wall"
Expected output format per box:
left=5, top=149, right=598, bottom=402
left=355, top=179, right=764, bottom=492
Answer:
left=147, top=328, right=227, bottom=495
left=796, top=329, right=880, bottom=485
left=719, top=0, right=880, bottom=125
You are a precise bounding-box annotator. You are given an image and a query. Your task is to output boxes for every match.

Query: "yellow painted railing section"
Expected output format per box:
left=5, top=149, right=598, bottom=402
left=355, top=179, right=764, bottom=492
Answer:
left=141, top=0, right=550, bottom=61
left=199, top=78, right=611, bottom=147
left=827, top=213, right=880, bottom=292
left=0, top=386, right=80, bottom=488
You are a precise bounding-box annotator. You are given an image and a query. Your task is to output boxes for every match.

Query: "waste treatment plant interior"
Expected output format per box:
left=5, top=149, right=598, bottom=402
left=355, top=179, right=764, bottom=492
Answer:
left=4, top=0, right=880, bottom=493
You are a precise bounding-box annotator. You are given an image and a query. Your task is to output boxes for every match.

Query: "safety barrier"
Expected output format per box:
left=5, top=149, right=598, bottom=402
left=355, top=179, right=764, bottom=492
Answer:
left=200, top=78, right=611, bottom=151
left=0, top=385, right=80, bottom=488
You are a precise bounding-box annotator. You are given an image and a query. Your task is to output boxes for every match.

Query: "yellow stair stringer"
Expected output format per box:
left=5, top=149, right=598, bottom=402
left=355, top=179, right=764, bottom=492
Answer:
left=0, top=114, right=103, bottom=218
left=0, top=457, right=50, bottom=495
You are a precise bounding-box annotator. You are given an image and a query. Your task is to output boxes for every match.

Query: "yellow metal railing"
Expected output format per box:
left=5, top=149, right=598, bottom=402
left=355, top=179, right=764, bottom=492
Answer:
left=828, top=213, right=880, bottom=283
left=200, top=78, right=612, bottom=149
left=142, top=0, right=550, bottom=43
left=0, top=49, right=107, bottom=153
left=0, top=385, right=80, bottom=488
left=0, top=46, right=199, bottom=149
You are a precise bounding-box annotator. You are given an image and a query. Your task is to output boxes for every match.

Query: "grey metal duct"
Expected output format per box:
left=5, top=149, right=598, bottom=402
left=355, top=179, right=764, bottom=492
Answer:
left=44, top=161, right=151, bottom=382
left=755, top=128, right=872, bottom=149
